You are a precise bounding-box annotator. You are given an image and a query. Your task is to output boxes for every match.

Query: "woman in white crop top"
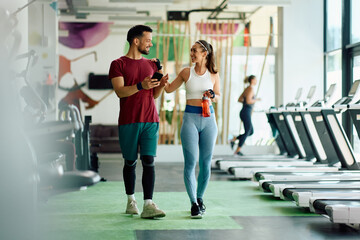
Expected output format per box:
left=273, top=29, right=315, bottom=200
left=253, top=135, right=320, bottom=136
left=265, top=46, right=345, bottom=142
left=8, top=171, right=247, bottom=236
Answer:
left=165, top=40, right=220, bottom=219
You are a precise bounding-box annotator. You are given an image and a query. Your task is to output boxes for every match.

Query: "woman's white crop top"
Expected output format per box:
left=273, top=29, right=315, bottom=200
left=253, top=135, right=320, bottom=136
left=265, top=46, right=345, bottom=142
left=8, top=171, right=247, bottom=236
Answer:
left=185, top=66, right=213, bottom=100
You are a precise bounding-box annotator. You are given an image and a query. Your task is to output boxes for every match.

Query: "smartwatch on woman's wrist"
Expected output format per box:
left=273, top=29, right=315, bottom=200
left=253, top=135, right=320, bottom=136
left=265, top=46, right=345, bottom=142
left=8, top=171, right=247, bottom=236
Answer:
left=208, top=89, right=215, bottom=99
left=155, top=58, right=162, bottom=70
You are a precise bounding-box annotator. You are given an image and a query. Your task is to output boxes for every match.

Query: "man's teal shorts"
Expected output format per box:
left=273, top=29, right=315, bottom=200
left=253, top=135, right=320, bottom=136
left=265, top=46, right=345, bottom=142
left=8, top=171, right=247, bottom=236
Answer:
left=118, top=122, right=159, bottom=160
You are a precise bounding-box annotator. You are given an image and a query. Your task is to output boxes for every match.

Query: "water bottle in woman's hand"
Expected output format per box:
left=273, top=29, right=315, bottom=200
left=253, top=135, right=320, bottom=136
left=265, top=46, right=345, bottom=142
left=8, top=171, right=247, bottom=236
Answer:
left=202, top=94, right=211, bottom=117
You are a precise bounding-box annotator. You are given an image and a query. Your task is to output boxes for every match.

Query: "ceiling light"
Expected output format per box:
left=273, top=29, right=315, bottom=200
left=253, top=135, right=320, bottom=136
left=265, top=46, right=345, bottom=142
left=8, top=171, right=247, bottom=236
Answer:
left=109, top=15, right=162, bottom=22
left=110, top=0, right=174, bottom=3
left=76, top=6, right=137, bottom=15
left=110, top=24, right=158, bottom=30
left=228, top=0, right=291, bottom=5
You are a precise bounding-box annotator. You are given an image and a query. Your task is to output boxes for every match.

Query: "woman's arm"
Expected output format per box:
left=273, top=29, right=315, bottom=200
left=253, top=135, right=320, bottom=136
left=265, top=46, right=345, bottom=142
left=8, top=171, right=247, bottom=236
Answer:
left=210, top=73, right=221, bottom=102
left=164, top=68, right=189, bottom=93
left=238, top=91, right=245, bottom=103
left=153, top=72, right=169, bottom=99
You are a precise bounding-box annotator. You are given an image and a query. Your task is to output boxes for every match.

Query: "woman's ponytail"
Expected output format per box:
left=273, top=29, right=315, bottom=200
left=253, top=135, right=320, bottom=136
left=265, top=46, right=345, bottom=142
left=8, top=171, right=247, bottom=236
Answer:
left=244, top=75, right=256, bottom=84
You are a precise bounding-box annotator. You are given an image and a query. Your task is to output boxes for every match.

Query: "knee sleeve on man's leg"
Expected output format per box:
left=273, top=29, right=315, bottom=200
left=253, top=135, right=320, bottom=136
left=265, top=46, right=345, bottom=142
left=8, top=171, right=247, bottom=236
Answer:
left=125, top=159, right=137, bottom=167
left=140, top=155, right=154, bottom=167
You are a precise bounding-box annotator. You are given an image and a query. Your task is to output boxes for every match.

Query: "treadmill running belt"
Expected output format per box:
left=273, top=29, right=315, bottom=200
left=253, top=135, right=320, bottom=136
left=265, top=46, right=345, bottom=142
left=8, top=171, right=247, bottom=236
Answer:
left=282, top=188, right=360, bottom=201
left=312, top=200, right=328, bottom=213
left=313, top=199, right=360, bottom=214
left=262, top=182, right=273, bottom=192
left=283, top=188, right=295, bottom=199
left=261, top=179, right=360, bottom=192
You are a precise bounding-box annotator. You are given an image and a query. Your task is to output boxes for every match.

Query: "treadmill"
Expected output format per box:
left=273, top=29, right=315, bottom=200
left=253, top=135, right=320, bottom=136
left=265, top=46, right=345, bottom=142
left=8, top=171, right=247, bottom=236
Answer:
left=212, top=88, right=305, bottom=168
left=287, top=187, right=360, bottom=207
left=309, top=197, right=360, bottom=226
left=303, top=84, right=360, bottom=226
left=254, top=82, right=360, bottom=182
left=215, top=88, right=319, bottom=173
left=228, top=85, right=340, bottom=179
left=258, top=81, right=360, bottom=199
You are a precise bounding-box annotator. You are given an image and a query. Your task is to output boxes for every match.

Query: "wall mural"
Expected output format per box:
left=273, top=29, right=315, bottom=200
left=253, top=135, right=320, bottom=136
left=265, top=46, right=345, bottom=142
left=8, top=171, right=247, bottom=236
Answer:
left=58, top=79, right=99, bottom=117
left=58, top=51, right=97, bottom=83
left=195, top=22, right=239, bottom=41
left=58, top=51, right=100, bottom=116
left=58, top=21, right=113, bottom=116
left=59, top=22, right=111, bottom=49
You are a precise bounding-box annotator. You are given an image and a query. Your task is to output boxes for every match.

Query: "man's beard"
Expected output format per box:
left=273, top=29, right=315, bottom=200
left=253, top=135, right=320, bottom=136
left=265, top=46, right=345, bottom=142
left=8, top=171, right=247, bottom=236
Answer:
left=138, top=46, right=149, bottom=55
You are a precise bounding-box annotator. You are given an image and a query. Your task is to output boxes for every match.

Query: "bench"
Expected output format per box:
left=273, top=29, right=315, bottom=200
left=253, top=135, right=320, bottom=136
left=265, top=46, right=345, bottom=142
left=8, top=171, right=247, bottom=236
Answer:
left=90, top=124, right=121, bottom=154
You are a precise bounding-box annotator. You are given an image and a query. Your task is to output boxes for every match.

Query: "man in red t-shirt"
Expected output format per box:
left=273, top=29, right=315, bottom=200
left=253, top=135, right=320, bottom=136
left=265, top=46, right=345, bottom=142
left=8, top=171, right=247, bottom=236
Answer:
left=109, top=25, right=168, bottom=219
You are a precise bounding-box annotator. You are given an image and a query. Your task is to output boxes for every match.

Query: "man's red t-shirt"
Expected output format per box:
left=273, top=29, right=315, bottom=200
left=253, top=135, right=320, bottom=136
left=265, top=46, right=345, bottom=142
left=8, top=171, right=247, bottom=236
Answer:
left=109, top=56, right=160, bottom=125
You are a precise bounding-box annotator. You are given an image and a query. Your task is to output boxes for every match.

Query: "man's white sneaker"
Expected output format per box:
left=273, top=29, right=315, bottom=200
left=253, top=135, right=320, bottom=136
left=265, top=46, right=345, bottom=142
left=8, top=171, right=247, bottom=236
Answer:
left=140, top=202, right=166, bottom=219
left=125, top=200, right=139, bottom=215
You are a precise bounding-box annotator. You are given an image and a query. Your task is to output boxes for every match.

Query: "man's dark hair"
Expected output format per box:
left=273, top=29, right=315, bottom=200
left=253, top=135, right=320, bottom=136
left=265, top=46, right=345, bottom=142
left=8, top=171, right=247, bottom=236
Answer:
left=127, top=25, right=153, bottom=45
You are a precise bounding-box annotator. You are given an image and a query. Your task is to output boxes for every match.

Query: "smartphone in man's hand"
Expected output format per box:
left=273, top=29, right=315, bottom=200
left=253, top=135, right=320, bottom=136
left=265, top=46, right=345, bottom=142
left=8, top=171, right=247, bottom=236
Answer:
left=152, top=72, right=163, bottom=81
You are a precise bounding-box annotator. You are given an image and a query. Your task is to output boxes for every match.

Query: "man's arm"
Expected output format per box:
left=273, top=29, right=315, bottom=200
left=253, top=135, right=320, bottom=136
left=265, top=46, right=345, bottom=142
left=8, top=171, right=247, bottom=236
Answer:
left=111, top=76, right=139, bottom=98
left=111, top=76, right=160, bottom=98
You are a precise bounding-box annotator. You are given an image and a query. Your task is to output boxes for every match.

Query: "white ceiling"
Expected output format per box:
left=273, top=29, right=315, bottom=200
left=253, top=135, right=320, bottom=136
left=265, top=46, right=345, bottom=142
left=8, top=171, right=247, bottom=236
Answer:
left=58, top=0, right=279, bottom=23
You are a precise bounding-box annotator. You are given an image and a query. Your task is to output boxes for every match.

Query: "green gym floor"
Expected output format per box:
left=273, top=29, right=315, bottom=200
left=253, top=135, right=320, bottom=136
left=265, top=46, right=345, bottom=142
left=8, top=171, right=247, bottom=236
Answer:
left=38, top=158, right=360, bottom=240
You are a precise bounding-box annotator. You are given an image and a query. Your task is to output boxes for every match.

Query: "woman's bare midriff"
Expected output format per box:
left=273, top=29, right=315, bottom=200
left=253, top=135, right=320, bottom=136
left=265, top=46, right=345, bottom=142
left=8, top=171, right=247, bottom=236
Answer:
left=186, top=99, right=212, bottom=107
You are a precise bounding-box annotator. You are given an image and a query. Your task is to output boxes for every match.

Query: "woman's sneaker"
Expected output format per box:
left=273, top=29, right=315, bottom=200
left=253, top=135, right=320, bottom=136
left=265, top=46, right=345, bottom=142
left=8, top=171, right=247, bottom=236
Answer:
left=236, top=151, right=244, bottom=156
left=230, top=140, right=235, bottom=150
left=197, top=198, right=206, bottom=214
left=191, top=203, right=202, bottom=219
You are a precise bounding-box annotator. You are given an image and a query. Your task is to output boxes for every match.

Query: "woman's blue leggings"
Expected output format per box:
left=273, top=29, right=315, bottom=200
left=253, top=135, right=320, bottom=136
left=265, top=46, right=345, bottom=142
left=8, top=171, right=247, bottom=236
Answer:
left=237, top=105, right=254, bottom=147
left=180, top=105, right=217, bottom=204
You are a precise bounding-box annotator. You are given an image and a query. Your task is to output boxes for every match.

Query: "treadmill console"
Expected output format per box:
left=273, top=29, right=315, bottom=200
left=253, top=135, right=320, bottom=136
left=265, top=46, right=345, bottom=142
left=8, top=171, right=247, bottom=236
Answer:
left=310, top=84, right=336, bottom=108
left=311, top=101, right=324, bottom=108
left=333, top=80, right=360, bottom=108
left=333, top=96, right=351, bottom=106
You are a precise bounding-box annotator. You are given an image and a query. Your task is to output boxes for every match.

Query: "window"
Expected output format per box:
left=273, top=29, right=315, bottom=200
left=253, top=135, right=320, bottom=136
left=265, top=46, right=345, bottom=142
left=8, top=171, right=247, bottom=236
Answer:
left=326, top=0, right=342, bottom=51
left=325, top=0, right=360, bottom=150
left=325, top=50, right=342, bottom=103
left=228, top=54, right=275, bottom=145
left=354, top=55, right=360, bottom=80
left=352, top=55, right=360, bottom=153
left=351, top=0, right=360, bottom=44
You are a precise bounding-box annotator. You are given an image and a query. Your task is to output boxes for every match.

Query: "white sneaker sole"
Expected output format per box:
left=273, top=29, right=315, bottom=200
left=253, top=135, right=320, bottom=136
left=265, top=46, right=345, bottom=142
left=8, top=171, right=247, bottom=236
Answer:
left=191, top=214, right=202, bottom=219
left=141, top=212, right=166, bottom=219
left=125, top=210, right=139, bottom=215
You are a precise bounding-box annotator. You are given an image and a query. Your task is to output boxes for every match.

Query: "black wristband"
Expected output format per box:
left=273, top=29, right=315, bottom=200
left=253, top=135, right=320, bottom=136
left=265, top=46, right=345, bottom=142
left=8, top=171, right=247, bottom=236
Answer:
left=155, top=58, right=162, bottom=70
left=136, top=82, right=143, bottom=91
left=208, top=89, right=215, bottom=99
